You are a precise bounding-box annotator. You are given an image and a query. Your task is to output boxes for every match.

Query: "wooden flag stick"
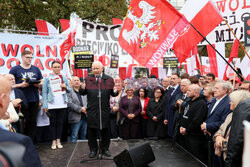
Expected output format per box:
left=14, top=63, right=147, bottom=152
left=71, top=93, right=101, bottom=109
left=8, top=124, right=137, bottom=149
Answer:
left=224, top=19, right=250, bottom=59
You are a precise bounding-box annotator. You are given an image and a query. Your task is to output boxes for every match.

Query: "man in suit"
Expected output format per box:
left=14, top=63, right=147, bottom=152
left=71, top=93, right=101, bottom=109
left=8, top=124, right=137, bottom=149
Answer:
left=161, top=77, right=171, bottom=94
left=79, top=61, right=118, bottom=158
left=201, top=80, right=231, bottom=136
left=164, top=73, right=181, bottom=137
left=0, top=75, right=42, bottom=167
left=67, top=76, right=87, bottom=142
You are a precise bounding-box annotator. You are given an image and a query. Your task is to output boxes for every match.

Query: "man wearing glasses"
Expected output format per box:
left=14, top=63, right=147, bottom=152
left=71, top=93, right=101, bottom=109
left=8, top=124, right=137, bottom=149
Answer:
left=9, top=50, right=43, bottom=142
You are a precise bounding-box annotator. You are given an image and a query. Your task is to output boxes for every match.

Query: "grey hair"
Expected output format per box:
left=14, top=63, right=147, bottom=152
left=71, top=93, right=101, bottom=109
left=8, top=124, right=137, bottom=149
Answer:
left=216, top=80, right=231, bottom=93
left=229, top=90, right=250, bottom=107
left=181, top=79, right=191, bottom=85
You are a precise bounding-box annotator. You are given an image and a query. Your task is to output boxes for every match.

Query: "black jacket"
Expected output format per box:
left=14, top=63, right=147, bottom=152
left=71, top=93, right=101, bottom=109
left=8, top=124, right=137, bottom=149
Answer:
left=224, top=98, right=250, bottom=167
left=180, top=96, right=207, bottom=134
left=79, top=74, right=118, bottom=129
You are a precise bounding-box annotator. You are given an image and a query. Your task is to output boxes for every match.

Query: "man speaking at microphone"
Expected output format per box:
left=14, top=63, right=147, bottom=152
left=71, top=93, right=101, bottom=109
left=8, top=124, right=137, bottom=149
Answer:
left=79, top=61, right=118, bottom=158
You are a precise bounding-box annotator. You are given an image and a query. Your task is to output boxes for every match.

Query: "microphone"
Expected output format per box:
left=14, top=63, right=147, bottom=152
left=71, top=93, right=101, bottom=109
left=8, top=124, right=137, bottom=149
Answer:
left=25, top=77, right=30, bottom=83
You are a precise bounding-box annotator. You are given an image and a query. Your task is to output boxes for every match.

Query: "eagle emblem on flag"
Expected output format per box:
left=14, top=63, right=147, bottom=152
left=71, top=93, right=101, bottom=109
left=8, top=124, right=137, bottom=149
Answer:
left=122, top=1, right=162, bottom=48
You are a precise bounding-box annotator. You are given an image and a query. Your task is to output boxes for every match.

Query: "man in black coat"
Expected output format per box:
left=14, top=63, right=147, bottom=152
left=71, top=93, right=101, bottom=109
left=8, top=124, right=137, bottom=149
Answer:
left=179, top=84, right=208, bottom=163
left=79, top=61, right=118, bottom=158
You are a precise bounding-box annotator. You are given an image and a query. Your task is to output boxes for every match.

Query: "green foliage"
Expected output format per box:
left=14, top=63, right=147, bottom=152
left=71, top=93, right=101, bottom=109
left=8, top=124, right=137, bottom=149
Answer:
left=0, top=0, right=128, bottom=31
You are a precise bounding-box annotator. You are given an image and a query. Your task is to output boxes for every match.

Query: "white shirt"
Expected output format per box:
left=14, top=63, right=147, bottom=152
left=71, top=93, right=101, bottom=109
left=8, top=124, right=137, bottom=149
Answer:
left=171, top=84, right=179, bottom=96
left=210, top=94, right=227, bottom=115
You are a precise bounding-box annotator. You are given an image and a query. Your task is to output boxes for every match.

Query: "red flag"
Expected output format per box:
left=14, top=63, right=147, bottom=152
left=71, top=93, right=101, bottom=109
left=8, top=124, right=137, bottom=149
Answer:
left=172, top=0, right=223, bottom=65
left=35, top=20, right=58, bottom=36
left=98, top=54, right=106, bottom=66
left=60, top=31, right=76, bottom=61
left=223, top=39, right=239, bottom=80
left=119, top=67, right=127, bottom=80
left=112, top=18, right=123, bottom=25
left=207, top=44, right=218, bottom=77
left=119, top=0, right=185, bottom=68
left=127, top=64, right=137, bottom=78
left=59, top=19, right=70, bottom=32
left=150, top=67, right=158, bottom=78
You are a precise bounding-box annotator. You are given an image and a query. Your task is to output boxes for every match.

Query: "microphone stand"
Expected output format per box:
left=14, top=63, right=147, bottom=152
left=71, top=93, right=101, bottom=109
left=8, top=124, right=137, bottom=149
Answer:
left=80, top=76, right=113, bottom=166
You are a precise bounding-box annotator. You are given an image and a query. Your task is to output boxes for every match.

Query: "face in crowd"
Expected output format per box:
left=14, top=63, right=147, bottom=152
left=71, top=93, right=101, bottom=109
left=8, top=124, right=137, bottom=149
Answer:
left=52, top=62, right=61, bottom=75
left=154, top=88, right=162, bottom=99
left=71, top=76, right=81, bottom=88
left=170, top=74, right=179, bottom=86
left=214, top=82, right=227, bottom=99
left=92, top=61, right=103, bottom=77
left=162, top=78, right=170, bottom=88
left=180, top=81, right=189, bottom=94
left=21, top=52, right=33, bottom=66
left=139, top=88, right=145, bottom=98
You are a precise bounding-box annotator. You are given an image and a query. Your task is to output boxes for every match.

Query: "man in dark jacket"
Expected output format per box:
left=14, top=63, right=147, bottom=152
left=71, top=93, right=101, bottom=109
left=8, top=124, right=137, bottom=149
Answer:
left=179, top=84, right=208, bottom=163
left=79, top=61, right=118, bottom=158
left=224, top=98, right=250, bottom=167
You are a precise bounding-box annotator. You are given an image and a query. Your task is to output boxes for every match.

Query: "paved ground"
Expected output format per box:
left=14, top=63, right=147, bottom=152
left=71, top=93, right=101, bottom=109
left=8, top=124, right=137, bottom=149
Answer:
left=38, top=138, right=205, bottom=167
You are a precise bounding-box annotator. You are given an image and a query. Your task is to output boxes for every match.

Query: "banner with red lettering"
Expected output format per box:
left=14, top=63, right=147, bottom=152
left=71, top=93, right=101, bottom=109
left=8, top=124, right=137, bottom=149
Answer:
left=0, top=33, right=69, bottom=77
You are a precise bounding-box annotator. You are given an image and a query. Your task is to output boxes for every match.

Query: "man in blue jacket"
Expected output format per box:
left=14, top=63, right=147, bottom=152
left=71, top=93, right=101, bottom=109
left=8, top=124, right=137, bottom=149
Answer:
left=0, top=75, right=42, bottom=167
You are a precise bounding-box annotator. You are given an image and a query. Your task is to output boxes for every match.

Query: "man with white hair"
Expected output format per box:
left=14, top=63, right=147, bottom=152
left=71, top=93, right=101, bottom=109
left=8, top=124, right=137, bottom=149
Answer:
left=79, top=61, right=118, bottom=158
left=201, top=81, right=231, bottom=136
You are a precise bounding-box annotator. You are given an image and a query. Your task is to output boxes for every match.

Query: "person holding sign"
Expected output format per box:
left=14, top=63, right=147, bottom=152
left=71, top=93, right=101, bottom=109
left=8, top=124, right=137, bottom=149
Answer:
left=42, top=61, right=71, bottom=150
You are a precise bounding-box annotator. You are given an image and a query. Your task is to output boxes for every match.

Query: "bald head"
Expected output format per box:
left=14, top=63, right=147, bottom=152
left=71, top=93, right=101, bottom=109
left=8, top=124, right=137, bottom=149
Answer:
left=187, top=84, right=201, bottom=100
left=92, top=61, right=103, bottom=76
left=4, top=74, right=15, bottom=86
left=0, top=76, right=11, bottom=118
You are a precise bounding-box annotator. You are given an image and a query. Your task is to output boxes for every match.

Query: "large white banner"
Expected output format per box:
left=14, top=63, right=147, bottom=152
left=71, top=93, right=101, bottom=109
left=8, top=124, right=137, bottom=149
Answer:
left=0, top=33, right=68, bottom=77
left=203, top=0, right=250, bottom=44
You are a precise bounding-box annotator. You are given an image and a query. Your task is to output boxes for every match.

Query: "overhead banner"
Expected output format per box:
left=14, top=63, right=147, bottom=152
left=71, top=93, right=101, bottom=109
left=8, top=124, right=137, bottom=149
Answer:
left=203, top=0, right=250, bottom=44
left=0, top=33, right=68, bottom=77
left=74, top=19, right=164, bottom=67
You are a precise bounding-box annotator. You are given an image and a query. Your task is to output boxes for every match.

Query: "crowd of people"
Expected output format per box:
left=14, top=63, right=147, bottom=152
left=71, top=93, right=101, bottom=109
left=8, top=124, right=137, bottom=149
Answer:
left=0, top=50, right=250, bottom=167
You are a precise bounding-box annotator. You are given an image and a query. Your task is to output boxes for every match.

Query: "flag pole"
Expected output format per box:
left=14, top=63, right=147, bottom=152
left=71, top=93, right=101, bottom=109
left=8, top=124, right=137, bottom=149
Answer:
left=188, top=22, right=244, bottom=81
left=224, top=20, right=250, bottom=59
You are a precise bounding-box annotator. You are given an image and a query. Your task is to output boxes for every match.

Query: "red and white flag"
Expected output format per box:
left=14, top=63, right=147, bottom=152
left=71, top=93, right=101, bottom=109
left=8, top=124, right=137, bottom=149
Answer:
left=172, top=0, right=223, bottom=65
left=119, top=0, right=187, bottom=69
left=35, top=20, right=59, bottom=36
left=223, top=39, right=239, bottom=80
left=207, top=44, right=218, bottom=77
left=185, top=46, right=200, bottom=76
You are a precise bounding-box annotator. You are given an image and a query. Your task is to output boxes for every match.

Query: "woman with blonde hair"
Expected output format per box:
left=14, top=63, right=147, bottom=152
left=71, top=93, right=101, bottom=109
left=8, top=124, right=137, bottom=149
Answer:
left=213, top=90, right=250, bottom=165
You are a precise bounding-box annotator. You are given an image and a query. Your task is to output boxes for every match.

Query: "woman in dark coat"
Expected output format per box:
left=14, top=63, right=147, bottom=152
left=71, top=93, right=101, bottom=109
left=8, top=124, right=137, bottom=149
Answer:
left=119, top=84, right=142, bottom=139
left=146, top=86, right=166, bottom=139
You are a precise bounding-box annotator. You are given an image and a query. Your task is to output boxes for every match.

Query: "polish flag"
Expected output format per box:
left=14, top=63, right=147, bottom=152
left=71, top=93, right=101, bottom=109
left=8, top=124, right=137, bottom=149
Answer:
left=185, top=46, right=200, bottom=76
left=223, top=39, right=239, bottom=80
left=172, top=0, right=223, bottom=65
left=35, top=20, right=59, bottom=36
left=238, top=52, right=250, bottom=80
